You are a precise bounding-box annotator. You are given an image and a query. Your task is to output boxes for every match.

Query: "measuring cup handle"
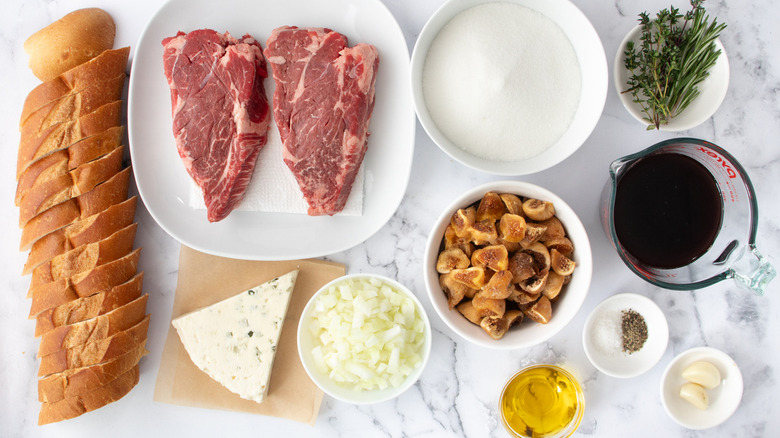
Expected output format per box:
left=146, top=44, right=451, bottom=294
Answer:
left=732, top=246, right=777, bottom=295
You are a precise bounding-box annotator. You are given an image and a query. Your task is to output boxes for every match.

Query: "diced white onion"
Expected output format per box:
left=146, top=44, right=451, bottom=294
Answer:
left=308, top=277, right=426, bottom=391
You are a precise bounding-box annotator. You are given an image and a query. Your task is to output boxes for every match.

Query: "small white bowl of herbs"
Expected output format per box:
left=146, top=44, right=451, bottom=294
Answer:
left=614, top=1, right=729, bottom=131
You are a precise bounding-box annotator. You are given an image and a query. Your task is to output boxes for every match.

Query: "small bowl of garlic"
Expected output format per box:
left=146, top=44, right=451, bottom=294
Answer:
left=660, top=347, right=743, bottom=430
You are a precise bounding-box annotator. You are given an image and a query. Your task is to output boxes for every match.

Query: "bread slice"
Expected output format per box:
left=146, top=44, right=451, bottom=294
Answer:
left=16, top=127, right=123, bottom=205
left=21, top=47, right=129, bottom=126
left=37, top=294, right=147, bottom=357
left=38, top=342, right=146, bottom=403
left=17, top=100, right=121, bottom=178
left=20, top=73, right=124, bottom=141
left=29, top=248, right=141, bottom=318
left=24, top=196, right=137, bottom=275
left=29, top=223, right=136, bottom=291
left=35, top=273, right=143, bottom=337
left=38, top=315, right=149, bottom=377
left=18, top=146, right=123, bottom=227
left=20, top=166, right=130, bottom=251
left=38, top=364, right=140, bottom=425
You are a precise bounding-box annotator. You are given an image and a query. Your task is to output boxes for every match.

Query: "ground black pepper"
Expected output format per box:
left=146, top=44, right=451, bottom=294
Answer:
left=621, top=309, right=648, bottom=354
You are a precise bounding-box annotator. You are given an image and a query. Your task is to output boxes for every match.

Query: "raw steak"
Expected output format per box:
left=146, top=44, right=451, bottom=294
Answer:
left=264, top=26, right=379, bottom=216
left=162, top=29, right=270, bottom=222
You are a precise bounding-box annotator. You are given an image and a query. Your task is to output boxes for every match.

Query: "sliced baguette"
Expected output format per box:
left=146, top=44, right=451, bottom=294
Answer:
left=24, top=197, right=137, bottom=275
left=20, top=167, right=130, bottom=251
left=20, top=73, right=124, bottom=141
left=17, top=100, right=121, bottom=178
left=37, top=294, right=147, bottom=358
left=35, top=273, right=143, bottom=337
left=38, top=315, right=149, bottom=377
left=16, top=127, right=123, bottom=205
left=18, top=146, right=123, bottom=227
left=21, top=47, right=129, bottom=126
left=29, top=248, right=141, bottom=318
left=29, top=223, right=136, bottom=291
left=38, top=364, right=140, bottom=425
left=38, top=342, right=146, bottom=403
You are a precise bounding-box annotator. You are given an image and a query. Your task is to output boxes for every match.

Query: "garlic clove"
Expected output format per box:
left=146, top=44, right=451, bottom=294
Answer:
left=679, top=382, right=709, bottom=410
left=682, top=361, right=722, bottom=389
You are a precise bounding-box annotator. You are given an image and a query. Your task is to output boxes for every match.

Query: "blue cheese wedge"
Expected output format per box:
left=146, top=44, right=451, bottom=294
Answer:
left=172, top=270, right=298, bottom=403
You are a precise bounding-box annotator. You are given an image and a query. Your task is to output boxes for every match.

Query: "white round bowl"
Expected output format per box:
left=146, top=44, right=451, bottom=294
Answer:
left=661, top=347, right=743, bottom=430
left=423, top=180, right=593, bottom=350
left=582, top=293, right=669, bottom=378
left=411, top=0, right=607, bottom=175
left=614, top=25, right=730, bottom=131
left=297, top=274, right=432, bottom=404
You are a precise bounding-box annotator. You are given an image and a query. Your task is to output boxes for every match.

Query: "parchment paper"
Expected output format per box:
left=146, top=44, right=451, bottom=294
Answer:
left=153, top=245, right=345, bottom=425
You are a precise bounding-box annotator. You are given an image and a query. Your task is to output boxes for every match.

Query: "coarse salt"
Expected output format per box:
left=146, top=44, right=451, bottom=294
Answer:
left=591, top=309, right=623, bottom=358
left=423, top=2, right=582, bottom=162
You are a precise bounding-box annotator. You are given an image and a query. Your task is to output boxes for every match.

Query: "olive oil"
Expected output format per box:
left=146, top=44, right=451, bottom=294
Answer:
left=500, top=365, right=583, bottom=438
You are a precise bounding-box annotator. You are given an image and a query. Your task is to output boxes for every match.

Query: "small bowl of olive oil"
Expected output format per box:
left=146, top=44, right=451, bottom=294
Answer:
left=500, top=364, right=585, bottom=438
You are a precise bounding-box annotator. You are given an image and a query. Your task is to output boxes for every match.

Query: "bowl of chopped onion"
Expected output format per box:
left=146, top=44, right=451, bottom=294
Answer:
left=297, top=274, right=432, bottom=404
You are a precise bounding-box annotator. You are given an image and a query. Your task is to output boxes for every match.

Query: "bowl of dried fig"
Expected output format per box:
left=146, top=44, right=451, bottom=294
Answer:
left=423, top=181, right=593, bottom=349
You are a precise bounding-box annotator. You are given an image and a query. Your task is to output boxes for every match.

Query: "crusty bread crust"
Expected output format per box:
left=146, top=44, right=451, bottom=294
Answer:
left=38, top=316, right=149, bottom=377
left=29, top=249, right=141, bottom=318
left=18, top=146, right=124, bottom=227
left=38, top=364, right=140, bottom=425
left=16, top=127, right=123, bottom=205
left=19, top=10, right=144, bottom=425
left=37, top=294, right=147, bottom=358
left=24, top=196, right=137, bottom=275
left=17, top=100, right=122, bottom=178
left=20, top=167, right=131, bottom=251
left=38, top=342, right=146, bottom=403
left=30, top=223, right=136, bottom=291
left=20, top=74, right=125, bottom=142
left=24, top=8, right=116, bottom=82
left=35, top=273, right=143, bottom=337
left=21, top=48, right=129, bottom=126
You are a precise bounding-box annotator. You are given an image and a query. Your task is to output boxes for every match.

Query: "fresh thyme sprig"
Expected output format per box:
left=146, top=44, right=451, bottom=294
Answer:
left=622, top=0, right=726, bottom=130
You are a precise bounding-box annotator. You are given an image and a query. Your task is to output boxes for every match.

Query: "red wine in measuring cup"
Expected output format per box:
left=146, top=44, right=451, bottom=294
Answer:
left=613, top=153, right=722, bottom=269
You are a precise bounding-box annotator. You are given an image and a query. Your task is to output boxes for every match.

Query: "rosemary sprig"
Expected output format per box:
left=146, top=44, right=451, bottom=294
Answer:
left=622, top=0, right=726, bottom=130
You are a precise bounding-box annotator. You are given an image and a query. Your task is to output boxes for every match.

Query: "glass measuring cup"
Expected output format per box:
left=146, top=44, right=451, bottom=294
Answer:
left=601, top=138, right=775, bottom=294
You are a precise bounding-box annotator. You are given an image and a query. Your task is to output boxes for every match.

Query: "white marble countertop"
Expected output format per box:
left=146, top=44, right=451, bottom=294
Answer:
left=2, top=0, right=779, bottom=437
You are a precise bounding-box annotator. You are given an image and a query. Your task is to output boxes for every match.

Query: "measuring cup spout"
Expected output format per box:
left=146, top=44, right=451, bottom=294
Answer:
left=731, top=246, right=776, bottom=295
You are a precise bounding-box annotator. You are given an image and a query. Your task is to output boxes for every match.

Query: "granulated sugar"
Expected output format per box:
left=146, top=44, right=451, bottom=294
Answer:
left=423, top=2, right=581, bottom=161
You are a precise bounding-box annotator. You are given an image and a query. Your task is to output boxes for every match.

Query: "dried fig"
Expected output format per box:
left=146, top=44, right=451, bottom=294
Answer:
left=451, top=267, right=487, bottom=289
left=451, top=207, right=476, bottom=238
left=467, top=220, right=498, bottom=245
left=508, top=252, right=535, bottom=283
left=524, top=295, right=552, bottom=324
left=522, top=198, right=555, bottom=221
left=476, top=191, right=507, bottom=222
left=545, top=237, right=574, bottom=258
left=481, top=270, right=513, bottom=299
left=436, top=247, right=471, bottom=274
left=456, top=300, right=483, bottom=325
left=480, top=310, right=524, bottom=340
left=472, top=291, right=506, bottom=318
left=471, top=245, right=509, bottom=271
left=499, top=214, right=527, bottom=243
left=550, top=248, right=576, bottom=276
left=500, top=193, right=525, bottom=216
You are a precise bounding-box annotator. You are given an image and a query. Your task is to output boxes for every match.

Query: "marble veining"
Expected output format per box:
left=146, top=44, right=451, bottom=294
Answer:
left=1, top=0, right=779, bottom=437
